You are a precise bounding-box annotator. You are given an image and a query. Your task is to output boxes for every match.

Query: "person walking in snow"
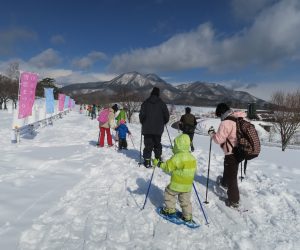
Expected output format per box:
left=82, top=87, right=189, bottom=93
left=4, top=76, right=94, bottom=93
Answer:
left=139, top=87, right=170, bottom=168
left=116, top=107, right=127, bottom=125
left=98, top=104, right=118, bottom=147
left=87, top=105, right=92, bottom=117
left=208, top=103, right=247, bottom=208
left=91, top=104, right=97, bottom=120
left=179, top=107, right=197, bottom=152
left=115, top=119, right=131, bottom=150
left=152, top=134, right=197, bottom=222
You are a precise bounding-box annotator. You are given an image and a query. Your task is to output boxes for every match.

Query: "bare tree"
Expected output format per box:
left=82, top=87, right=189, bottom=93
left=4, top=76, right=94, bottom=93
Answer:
left=270, top=90, right=300, bottom=151
left=118, top=86, right=142, bottom=123
left=122, top=100, right=142, bottom=123
left=0, top=75, right=11, bottom=110
left=0, top=75, right=6, bottom=109
left=6, top=62, right=20, bottom=80
left=8, top=78, right=19, bottom=109
left=2, top=62, right=20, bottom=109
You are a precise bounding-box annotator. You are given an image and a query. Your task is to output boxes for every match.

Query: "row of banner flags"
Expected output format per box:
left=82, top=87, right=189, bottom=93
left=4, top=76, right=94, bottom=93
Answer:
left=18, top=71, right=75, bottom=119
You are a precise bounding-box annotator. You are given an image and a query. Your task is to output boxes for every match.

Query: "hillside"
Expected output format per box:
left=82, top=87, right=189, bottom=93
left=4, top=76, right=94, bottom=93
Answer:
left=60, top=72, right=269, bottom=108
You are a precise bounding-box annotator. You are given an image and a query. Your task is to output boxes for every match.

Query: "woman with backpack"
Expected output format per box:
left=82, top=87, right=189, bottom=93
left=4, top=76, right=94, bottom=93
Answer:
left=98, top=104, right=118, bottom=147
left=208, top=103, right=246, bottom=208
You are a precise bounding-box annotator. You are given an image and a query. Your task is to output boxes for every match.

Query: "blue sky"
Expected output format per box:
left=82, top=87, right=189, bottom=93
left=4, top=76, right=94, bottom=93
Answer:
left=0, top=0, right=300, bottom=100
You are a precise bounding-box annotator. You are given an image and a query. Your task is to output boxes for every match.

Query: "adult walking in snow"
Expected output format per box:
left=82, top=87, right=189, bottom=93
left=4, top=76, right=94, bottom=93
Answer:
left=139, top=87, right=169, bottom=168
left=179, top=107, right=197, bottom=152
left=91, top=104, right=97, bottom=120
left=98, top=104, right=118, bottom=147
left=208, top=103, right=246, bottom=208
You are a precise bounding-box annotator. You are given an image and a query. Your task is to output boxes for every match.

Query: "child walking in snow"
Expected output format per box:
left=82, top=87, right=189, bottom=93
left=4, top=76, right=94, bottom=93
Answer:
left=115, top=119, right=131, bottom=150
left=152, top=134, right=197, bottom=222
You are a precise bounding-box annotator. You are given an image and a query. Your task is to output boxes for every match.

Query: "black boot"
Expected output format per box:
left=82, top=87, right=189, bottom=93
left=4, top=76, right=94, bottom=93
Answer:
left=225, top=199, right=239, bottom=208
left=143, top=159, right=152, bottom=168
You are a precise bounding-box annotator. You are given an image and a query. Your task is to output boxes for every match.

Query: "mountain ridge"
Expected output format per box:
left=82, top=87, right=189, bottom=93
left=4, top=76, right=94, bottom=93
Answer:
left=60, top=72, right=268, bottom=108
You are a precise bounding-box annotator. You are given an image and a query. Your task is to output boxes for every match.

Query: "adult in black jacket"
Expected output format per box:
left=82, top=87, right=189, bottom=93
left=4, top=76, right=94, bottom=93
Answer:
left=139, top=87, right=169, bottom=168
left=179, top=107, right=197, bottom=151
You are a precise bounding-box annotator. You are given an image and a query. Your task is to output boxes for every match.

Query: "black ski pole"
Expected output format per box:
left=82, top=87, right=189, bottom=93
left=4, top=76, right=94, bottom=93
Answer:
left=165, top=125, right=173, bottom=149
left=193, top=183, right=209, bottom=225
left=139, top=131, right=143, bottom=166
left=142, top=166, right=156, bottom=210
left=240, top=162, right=244, bottom=182
left=204, top=137, right=212, bottom=204
left=97, top=129, right=101, bottom=146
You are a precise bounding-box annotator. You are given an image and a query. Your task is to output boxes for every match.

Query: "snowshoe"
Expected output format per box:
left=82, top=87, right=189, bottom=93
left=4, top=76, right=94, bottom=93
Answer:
left=156, top=207, right=200, bottom=229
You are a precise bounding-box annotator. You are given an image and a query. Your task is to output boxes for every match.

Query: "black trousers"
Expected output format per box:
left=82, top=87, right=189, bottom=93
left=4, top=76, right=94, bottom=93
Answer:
left=223, top=154, right=240, bottom=203
left=143, top=134, right=162, bottom=160
left=183, top=132, right=194, bottom=148
left=119, top=138, right=128, bottom=149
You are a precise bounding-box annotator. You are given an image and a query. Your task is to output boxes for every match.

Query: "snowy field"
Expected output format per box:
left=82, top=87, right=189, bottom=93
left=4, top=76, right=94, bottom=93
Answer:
left=1, top=107, right=300, bottom=250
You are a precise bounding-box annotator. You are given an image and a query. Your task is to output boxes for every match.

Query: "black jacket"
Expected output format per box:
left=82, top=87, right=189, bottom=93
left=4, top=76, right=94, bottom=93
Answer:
left=139, top=95, right=170, bottom=135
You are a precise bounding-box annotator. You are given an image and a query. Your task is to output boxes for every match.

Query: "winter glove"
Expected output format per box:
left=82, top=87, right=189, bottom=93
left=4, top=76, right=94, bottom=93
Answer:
left=208, top=126, right=215, bottom=136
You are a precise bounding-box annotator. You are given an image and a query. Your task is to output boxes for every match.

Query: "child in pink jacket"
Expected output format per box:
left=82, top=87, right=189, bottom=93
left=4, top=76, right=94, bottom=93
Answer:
left=208, top=103, right=246, bottom=208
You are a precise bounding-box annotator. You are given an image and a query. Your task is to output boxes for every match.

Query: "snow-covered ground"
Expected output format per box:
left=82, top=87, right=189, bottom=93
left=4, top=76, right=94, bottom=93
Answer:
left=0, top=107, right=300, bottom=250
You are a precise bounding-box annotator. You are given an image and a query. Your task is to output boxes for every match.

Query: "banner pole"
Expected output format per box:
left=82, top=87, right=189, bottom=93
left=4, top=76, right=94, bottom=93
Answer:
left=11, top=70, right=22, bottom=143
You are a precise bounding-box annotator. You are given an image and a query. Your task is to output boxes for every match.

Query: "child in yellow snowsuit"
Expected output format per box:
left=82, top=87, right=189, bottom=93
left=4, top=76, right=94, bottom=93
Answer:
left=153, top=134, right=197, bottom=221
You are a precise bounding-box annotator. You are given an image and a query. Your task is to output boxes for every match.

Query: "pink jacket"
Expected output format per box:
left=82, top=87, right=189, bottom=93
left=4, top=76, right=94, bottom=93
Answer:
left=212, top=111, right=246, bottom=155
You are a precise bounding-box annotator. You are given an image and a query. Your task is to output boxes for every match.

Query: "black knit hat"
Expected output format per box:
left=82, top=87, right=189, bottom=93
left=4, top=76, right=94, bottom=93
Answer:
left=150, top=87, right=160, bottom=96
left=112, top=104, right=119, bottom=112
left=215, top=103, right=230, bottom=117
left=185, top=107, right=191, bottom=114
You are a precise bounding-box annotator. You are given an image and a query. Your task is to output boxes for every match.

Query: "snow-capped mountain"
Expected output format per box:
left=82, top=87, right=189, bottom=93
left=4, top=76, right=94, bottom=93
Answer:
left=60, top=72, right=268, bottom=108
left=176, top=81, right=265, bottom=107
left=107, top=72, right=159, bottom=88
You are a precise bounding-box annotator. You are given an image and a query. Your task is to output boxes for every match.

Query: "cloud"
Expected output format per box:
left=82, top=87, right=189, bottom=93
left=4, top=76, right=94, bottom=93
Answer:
left=0, top=28, right=37, bottom=56
left=231, top=0, right=277, bottom=20
left=0, top=57, right=116, bottom=85
left=109, top=0, right=300, bottom=74
left=35, top=68, right=116, bottom=84
left=217, top=80, right=246, bottom=90
left=72, top=51, right=107, bottom=70
left=245, top=83, right=258, bottom=89
left=239, top=81, right=300, bottom=100
left=109, top=23, right=216, bottom=73
left=218, top=79, right=300, bottom=100
left=50, top=35, right=65, bottom=45
left=56, top=72, right=116, bottom=84
left=231, top=82, right=245, bottom=89
left=29, top=48, right=62, bottom=68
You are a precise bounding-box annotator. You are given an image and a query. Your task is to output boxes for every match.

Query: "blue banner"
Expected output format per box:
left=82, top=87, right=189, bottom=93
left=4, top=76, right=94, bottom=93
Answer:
left=64, top=95, right=70, bottom=109
left=44, top=88, right=54, bottom=114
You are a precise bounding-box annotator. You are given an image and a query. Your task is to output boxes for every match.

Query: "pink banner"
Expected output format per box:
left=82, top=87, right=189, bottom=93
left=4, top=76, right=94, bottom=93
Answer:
left=58, top=94, right=65, bottom=111
left=18, top=72, right=38, bottom=119
left=68, top=98, right=72, bottom=108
